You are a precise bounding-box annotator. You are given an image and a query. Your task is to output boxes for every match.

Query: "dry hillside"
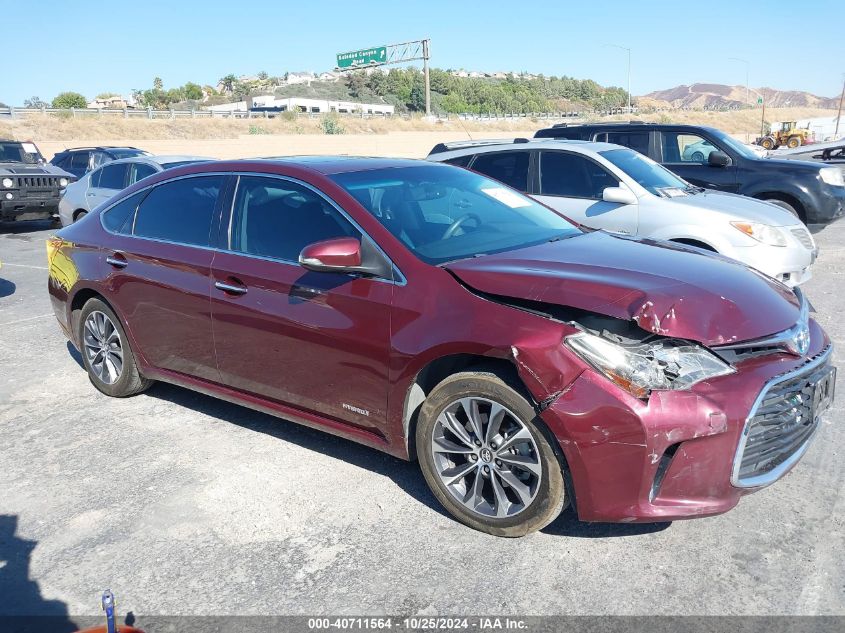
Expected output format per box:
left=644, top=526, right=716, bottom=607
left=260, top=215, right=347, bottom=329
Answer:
left=644, top=83, right=839, bottom=110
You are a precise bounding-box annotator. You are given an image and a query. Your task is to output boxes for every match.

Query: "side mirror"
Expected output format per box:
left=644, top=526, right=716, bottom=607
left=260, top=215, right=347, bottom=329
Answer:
left=602, top=186, right=638, bottom=205
left=708, top=151, right=731, bottom=168
left=299, top=237, right=362, bottom=272
left=299, top=236, right=394, bottom=279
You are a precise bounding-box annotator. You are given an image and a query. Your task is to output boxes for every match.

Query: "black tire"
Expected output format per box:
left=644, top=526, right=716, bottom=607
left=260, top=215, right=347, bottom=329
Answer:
left=416, top=371, right=567, bottom=537
left=691, top=151, right=705, bottom=162
left=73, top=210, right=88, bottom=222
left=763, top=197, right=801, bottom=220
left=787, top=136, right=802, bottom=149
left=78, top=298, right=152, bottom=397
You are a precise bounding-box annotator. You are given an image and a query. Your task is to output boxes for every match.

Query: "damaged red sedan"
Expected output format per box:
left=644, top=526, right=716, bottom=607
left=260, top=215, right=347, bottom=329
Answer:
left=47, top=157, right=836, bottom=536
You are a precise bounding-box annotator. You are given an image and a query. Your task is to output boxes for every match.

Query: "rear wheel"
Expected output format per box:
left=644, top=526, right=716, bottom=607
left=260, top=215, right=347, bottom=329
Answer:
left=73, top=210, right=88, bottom=222
left=760, top=137, right=776, bottom=150
left=691, top=151, right=705, bottom=162
left=78, top=298, right=152, bottom=397
left=416, top=371, right=567, bottom=537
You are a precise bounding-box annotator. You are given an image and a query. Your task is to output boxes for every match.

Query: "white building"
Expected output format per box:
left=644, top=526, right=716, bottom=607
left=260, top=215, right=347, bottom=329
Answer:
left=207, top=100, right=248, bottom=112
left=251, top=95, right=394, bottom=115
left=285, top=72, right=315, bottom=85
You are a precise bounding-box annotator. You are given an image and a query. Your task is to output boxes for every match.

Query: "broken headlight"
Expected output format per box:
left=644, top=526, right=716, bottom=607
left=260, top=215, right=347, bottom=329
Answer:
left=565, top=332, right=734, bottom=399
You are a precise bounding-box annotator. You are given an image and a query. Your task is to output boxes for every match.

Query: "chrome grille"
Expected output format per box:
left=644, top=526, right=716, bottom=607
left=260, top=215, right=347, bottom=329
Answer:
left=734, top=347, right=835, bottom=487
left=791, top=227, right=814, bottom=250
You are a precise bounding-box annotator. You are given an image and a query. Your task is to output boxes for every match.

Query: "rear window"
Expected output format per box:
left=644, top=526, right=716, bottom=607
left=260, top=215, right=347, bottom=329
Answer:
left=133, top=175, right=223, bottom=246
left=444, top=154, right=473, bottom=167
left=603, top=132, right=650, bottom=156
left=470, top=151, right=530, bottom=191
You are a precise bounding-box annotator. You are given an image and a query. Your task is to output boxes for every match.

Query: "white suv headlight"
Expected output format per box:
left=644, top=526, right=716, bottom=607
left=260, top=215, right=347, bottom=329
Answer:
left=59, top=177, right=69, bottom=187
left=566, top=331, right=734, bottom=399
left=730, top=221, right=787, bottom=247
left=1, top=177, right=13, bottom=188
left=819, top=167, right=844, bottom=187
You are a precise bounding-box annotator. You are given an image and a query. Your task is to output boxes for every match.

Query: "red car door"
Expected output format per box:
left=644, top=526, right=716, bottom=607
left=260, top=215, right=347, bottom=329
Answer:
left=209, top=174, right=394, bottom=435
left=103, top=174, right=226, bottom=383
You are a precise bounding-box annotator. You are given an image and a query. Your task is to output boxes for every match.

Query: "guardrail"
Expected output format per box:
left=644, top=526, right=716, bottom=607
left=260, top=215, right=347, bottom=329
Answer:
left=0, top=106, right=606, bottom=122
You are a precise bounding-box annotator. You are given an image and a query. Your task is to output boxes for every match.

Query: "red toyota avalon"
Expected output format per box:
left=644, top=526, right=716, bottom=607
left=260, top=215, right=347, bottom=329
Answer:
left=47, top=157, right=836, bottom=536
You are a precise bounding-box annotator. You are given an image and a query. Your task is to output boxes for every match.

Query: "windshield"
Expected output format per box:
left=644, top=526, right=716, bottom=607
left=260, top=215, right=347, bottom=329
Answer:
left=0, top=141, right=43, bottom=164
left=331, top=164, right=580, bottom=265
left=709, top=129, right=758, bottom=160
left=599, top=148, right=691, bottom=196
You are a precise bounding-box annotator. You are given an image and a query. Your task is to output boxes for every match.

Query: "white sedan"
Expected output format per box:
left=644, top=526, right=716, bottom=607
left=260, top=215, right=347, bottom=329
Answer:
left=58, top=155, right=210, bottom=226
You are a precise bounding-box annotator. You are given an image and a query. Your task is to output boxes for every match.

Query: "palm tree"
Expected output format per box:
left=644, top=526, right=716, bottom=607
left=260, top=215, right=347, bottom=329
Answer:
left=219, top=74, right=237, bottom=94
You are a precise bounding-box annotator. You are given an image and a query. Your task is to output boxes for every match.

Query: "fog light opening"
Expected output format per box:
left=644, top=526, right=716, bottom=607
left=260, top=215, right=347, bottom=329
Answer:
left=650, top=443, right=680, bottom=502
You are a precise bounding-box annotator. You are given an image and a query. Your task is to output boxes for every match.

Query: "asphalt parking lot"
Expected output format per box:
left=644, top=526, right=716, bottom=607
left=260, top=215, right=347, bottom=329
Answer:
left=1, top=219, right=843, bottom=618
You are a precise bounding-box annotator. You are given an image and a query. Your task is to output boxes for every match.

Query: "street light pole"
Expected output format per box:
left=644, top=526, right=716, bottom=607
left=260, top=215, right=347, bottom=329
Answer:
left=606, top=44, right=631, bottom=113
left=729, top=57, right=750, bottom=107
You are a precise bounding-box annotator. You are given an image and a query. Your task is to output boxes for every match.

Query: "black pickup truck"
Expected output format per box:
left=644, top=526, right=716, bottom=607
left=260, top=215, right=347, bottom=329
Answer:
left=0, top=139, right=74, bottom=225
left=534, top=122, right=845, bottom=224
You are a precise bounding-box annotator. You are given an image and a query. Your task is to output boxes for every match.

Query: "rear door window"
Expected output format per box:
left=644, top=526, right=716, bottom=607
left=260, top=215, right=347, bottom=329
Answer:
left=469, top=151, right=530, bottom=191
left=133, top=175, right=223, bottom=246
left=539, top=151, right=619, bottom=198
left=604, top=132, right=650, bottom=156
left=97, top=163, right=129, bottom=190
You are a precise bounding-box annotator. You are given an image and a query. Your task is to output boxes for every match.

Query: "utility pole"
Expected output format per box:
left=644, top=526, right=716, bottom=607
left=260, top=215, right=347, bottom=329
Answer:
left=606, top=44, right=631, bottom=112
left=835, top=74, right=845, bottom=139
left=423, top=38, right=431, bottom=117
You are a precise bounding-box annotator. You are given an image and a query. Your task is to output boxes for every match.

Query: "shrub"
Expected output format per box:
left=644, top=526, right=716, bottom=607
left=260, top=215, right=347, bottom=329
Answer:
left=52, top=92, right=87, bottom=109
left=320, top=116, right=345, bottom=135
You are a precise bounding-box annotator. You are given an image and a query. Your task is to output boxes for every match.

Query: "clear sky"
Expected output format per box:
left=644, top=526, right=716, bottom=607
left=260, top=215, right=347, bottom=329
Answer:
left=4, top=0, right=843, bottom=105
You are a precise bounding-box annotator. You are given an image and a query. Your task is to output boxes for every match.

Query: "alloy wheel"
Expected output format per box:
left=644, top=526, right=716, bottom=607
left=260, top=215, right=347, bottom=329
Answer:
left=83, top=310, right=124, bottom=385
left=431, top=396, right=542, bottom=518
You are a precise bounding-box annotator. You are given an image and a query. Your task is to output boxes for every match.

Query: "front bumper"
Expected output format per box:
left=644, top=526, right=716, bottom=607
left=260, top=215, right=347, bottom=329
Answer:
left=722, top=232, right=815, bottom=287
left=541, top=321, right=834, bottom=523
left=0, top=197, right=59, bottom=221
left=808, top=185, right=845, bottom=224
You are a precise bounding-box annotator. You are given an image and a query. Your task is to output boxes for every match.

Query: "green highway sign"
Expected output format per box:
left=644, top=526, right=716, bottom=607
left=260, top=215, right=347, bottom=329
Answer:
left=757, top=97, right=763, bottom=104
left=337, top=46, right=387, bottom=69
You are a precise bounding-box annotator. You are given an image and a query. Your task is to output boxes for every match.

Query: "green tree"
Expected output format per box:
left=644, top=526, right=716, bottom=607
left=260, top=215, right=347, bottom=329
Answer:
left=96, top=92, right=119, bottom=100
left=182, top=82, right=203, bottom=101
left=51, top=92, right=87, bottom=109
left=345, top=72, right=366, bottom=98
left=257, top=71, right=269, bottom=81
left=153, top=77, right=164, bottom=91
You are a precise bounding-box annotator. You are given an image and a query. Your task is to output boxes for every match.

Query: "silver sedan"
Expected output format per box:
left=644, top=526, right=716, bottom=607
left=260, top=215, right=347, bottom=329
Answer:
left=58, top=155, right=210, bottom=226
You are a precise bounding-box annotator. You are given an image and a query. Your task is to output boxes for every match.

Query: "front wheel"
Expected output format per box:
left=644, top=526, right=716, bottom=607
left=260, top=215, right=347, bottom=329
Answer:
left=78, top=298, right=152, bottom=397
left=73, top=210, right=88, bottom=222
left=786, top=136, right=802, bottom=149
left=416, top=371, right=567, bottom=537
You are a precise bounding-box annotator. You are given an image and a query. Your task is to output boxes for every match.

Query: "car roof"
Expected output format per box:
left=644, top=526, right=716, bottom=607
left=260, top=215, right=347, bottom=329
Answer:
left=103, top=154, right=212, bottom=167
left=59, top=146, right=143, bottom=152
left=241, top=155, right=440, bottom=175
left=428, top=138, right=623, bottom=160
left=537, top=122, right=723, bottom=134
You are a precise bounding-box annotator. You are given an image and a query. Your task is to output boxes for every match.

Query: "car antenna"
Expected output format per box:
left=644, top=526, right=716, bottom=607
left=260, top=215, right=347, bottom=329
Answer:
left=456, top=116, right=474, bottom=141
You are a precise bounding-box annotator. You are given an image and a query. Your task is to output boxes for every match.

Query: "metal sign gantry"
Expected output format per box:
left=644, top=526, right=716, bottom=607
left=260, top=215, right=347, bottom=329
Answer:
left=335, top=38, right=431, bottom=116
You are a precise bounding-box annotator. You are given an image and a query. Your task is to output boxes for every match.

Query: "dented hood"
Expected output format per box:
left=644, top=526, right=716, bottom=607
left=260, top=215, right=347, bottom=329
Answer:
left=445, top=231, right=800, bottom=346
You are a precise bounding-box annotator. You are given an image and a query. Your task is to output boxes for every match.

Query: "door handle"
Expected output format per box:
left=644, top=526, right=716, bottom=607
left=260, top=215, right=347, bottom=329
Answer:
left=87, top=193, right=97, bottom=197
left=106, top=254, right=128, bottom=268
left=215, top=280, right=247, bottom=295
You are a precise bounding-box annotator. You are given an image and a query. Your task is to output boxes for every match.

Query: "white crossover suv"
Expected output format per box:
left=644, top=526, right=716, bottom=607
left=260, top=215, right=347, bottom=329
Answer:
left=428, top=139, right=816, bottom=286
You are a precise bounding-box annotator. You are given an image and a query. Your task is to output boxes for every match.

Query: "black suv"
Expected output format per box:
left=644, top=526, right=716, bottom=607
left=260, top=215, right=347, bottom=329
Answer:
left=535, top=123, right=845, bottom=223
left=50, top=146, right=150, bottom=179
left=1, top=140, right=74, bottom=225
